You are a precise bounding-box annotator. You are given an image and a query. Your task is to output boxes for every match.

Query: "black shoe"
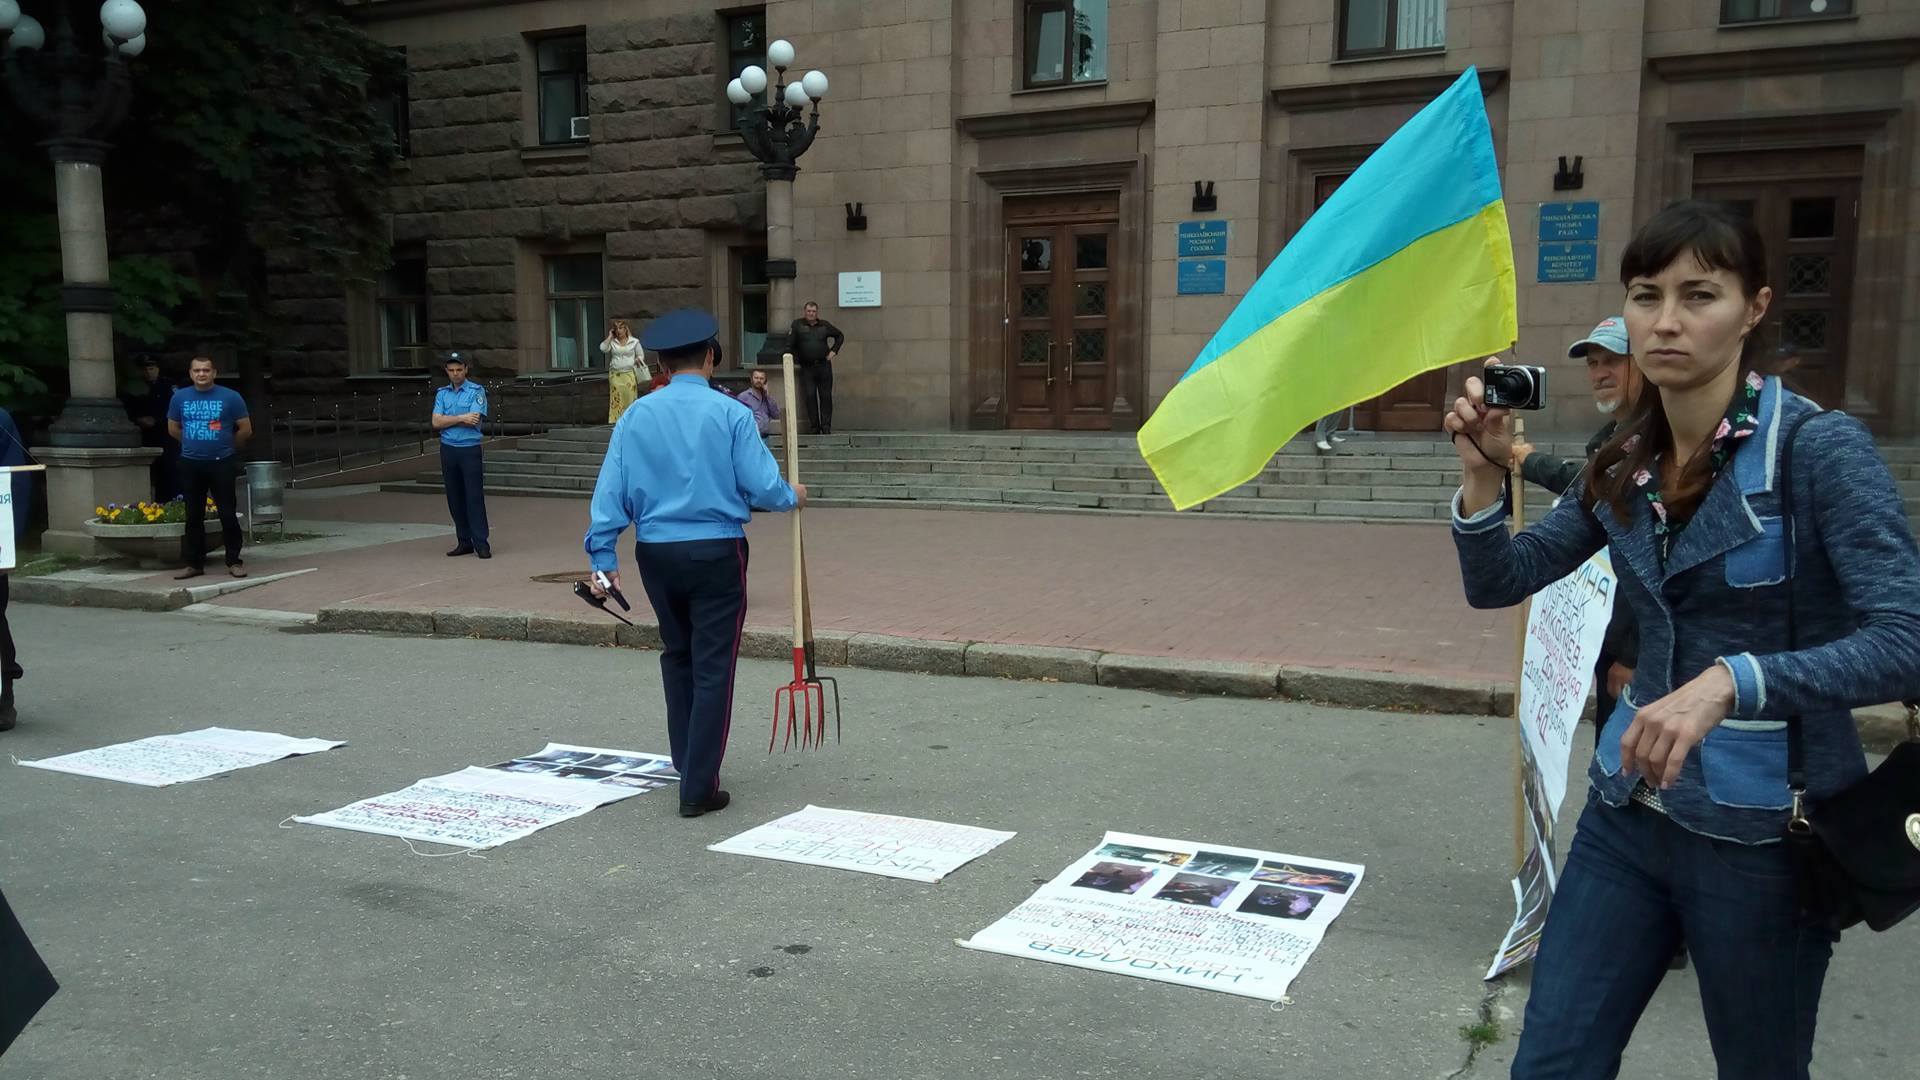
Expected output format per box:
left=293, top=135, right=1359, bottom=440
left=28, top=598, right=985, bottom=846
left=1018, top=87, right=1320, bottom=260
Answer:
left=475, top=546, right=492, bottom=560
left=678, top=790, right=731, bottom=818
left=446, top=545, right=474, bottom=557
left=0, top=701, right=15, bottom=733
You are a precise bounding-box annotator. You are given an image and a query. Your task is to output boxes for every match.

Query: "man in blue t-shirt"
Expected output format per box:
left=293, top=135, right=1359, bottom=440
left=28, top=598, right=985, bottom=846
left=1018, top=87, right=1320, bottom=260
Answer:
left=431, top=352, right=491, bottom=558
left=166, top=356, right=252, bottom=579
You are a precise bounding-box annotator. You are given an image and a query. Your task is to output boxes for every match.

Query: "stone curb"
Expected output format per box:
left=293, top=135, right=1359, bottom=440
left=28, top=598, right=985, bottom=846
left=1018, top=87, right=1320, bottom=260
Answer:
left=11, top=576, right=191, bottom=612
left=966, top=642, right=1100, bottom=685
left=35, top=589, right=1915, bottom=752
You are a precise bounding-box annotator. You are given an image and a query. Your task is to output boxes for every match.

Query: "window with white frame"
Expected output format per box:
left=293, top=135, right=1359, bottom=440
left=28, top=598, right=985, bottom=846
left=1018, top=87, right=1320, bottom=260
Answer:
left=546, top=254, right=605, bottom=369
left=534, top=32, right=589, bottom=144
left=1339, top=0, right=1446, bottom=59
left=376, top=258, right=429, bottom=371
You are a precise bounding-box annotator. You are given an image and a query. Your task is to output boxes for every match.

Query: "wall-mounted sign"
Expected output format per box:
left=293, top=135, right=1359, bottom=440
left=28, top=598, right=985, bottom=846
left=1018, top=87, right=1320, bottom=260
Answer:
left=837, top=271, right=882, bottom=308
left=1177, top=220, right=1229, bottom=258
left=1538, top=202, right=1599, bottom=243
left=1538, top=243, right=1599, bottom=284
left=1177, top=259, right=1226, bottom=295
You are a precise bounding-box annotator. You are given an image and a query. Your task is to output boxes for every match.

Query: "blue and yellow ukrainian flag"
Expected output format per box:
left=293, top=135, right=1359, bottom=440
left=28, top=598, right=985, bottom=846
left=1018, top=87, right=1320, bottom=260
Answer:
left=1138, top=67, right=1516, bottom=510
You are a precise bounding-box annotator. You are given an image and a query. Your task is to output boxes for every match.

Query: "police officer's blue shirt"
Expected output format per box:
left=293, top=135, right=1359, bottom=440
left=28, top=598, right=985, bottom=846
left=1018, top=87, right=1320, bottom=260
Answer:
left=584, top=374, right=797, bottom=569
left=433, top=381, right=488, bottom=447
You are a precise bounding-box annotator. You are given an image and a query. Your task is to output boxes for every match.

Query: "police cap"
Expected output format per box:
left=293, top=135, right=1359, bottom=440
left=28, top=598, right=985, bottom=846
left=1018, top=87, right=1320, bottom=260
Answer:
left=640, top=308, right=720, bottom=353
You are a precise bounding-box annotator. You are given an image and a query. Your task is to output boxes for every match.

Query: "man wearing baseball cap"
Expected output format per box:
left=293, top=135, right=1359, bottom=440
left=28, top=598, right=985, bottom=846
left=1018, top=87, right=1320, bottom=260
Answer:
left=1511, top=315, right=1642, bottom=737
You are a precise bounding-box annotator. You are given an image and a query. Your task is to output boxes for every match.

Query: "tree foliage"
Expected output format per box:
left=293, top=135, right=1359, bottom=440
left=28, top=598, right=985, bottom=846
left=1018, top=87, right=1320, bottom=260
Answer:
left=0, top=0, right=401, bottom=410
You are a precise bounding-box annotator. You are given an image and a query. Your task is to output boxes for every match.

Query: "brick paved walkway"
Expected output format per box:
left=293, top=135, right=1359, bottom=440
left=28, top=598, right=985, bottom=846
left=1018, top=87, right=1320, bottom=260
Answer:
left=196, top=488, right=1511, bottom=681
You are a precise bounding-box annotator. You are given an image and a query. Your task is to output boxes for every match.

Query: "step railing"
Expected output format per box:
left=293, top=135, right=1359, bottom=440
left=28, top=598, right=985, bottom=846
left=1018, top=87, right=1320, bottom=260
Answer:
left=271, top=376, right=605, bottom=479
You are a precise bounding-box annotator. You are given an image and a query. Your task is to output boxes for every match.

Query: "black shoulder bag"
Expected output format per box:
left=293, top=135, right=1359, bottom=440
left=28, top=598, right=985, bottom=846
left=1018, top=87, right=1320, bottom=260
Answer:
left=1779, top=409, right=1920, bottom=932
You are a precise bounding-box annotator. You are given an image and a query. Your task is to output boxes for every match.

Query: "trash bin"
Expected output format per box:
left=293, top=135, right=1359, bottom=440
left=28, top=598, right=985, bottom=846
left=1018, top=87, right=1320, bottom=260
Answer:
left=244, top=461, right=290, bottom=543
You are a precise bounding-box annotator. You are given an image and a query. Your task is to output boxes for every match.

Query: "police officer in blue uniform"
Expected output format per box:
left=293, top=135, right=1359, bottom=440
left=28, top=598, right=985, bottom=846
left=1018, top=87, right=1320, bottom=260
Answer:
left=431, top=352, right=491, bottom=558
left=584, top=309, right=807, bottom=818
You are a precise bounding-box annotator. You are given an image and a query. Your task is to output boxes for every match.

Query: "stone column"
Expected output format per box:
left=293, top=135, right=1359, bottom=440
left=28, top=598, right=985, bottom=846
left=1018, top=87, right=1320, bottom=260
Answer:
left=761, top=173, right=796, bottom=366
left=34, top=156, right=158, bottom=555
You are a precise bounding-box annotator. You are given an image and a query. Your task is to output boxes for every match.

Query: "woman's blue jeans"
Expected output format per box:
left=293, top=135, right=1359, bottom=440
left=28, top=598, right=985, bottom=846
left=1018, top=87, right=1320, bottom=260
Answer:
left=1511, top=793, right=1838, bottom=1079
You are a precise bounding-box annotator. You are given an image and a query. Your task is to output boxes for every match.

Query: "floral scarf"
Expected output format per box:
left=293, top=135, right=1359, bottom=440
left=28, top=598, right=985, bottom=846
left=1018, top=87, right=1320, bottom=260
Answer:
left=1628, top=370, right=1764, bottom=560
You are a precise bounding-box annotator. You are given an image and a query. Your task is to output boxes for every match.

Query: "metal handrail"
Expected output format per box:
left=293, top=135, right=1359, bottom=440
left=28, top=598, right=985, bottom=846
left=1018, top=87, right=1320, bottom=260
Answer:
left=268, top=376, right=605, bottom=479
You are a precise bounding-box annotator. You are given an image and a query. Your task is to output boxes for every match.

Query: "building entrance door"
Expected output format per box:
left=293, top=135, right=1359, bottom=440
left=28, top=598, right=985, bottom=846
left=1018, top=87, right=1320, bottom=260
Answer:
left=1005, top=194, right=1119, bottom=430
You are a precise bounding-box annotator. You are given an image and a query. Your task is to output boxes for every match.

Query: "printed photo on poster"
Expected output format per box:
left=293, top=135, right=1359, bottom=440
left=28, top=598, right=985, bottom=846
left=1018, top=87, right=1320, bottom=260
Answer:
left=1238, top=885, right=1325, bottom=920
left=961, top=830, right=1366, bottom=1002
left=1072, top=862, right=1158, bottom=895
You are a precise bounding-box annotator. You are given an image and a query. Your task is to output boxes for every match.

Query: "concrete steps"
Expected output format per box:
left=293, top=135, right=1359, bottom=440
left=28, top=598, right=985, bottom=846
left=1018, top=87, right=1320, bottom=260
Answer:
left=386, top=429, right=1920, bottom=524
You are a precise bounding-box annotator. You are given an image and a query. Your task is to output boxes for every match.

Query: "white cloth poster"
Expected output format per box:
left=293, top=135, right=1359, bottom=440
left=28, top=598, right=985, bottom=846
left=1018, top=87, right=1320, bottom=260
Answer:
left=18, top=727, right=345, bottom=787
left=294, top=743, right=676, bottom=850
left=709, top=805, right=1015, bottom=883
left=0, top=486, right=14, bottom=570
left=1487, top=551, right=1616, bottom=979
left=961, top=830, right=1365, bottom=1002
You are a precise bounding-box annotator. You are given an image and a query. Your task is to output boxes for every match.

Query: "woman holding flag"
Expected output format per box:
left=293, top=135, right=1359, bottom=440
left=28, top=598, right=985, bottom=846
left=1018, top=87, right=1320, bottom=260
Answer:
left=1446, top=200, right=1920, bottom=1077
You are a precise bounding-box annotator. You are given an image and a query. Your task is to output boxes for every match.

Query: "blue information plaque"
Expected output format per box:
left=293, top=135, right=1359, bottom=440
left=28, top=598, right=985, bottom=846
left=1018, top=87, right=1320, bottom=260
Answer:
left=1538, top=202, right=1600, bottom=243
left=1538, top=242, right=1599, bottom=284
left=1177, top=221, right=1229, bottom=258
left=1177, top=259, right=1226, bottom=295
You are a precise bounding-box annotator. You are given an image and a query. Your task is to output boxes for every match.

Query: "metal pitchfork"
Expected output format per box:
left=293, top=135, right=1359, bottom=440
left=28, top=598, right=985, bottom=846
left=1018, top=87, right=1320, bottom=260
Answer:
left=772, top=352, right=841, bottom=751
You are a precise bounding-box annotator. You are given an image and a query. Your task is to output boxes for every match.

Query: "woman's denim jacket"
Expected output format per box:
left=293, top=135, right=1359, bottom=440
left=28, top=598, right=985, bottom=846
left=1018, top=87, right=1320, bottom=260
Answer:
left=1453, top=377, right=1920, bottom=844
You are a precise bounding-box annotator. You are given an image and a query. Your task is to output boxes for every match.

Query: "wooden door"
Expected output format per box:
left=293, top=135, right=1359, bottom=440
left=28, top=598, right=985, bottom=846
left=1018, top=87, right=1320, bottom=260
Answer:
left=1005, top=212, right=1118, bottom=429
left=1696, top=163, right=1860, bottom=410
left=1311, top=171, right=1446, bottom=430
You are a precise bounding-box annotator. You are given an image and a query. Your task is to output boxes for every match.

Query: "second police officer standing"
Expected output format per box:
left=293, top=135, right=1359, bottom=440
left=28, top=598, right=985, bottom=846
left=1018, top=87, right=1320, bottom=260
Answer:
left=432, top=352, right=492, bottom=559
left=584, top=309, right=807, bottom=818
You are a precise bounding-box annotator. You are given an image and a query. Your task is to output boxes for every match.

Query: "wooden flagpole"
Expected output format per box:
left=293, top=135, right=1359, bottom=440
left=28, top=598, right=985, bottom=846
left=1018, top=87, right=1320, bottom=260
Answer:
left=1509, top=415, right=1530, bottom=867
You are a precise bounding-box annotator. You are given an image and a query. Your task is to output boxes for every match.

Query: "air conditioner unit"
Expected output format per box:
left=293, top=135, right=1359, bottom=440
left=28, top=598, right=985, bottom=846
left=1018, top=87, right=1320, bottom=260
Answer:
left=569, top=115, right=590, bottom=141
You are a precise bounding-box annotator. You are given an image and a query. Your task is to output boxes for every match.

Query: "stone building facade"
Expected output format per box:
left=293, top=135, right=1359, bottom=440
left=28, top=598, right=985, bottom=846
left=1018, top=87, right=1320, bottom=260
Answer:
left=303, top=0, right=1920, bottom=438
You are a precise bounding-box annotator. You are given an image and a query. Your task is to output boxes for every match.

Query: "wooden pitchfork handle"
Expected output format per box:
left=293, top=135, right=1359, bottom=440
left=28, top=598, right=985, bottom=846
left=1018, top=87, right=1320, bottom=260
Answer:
left=781, top=352, right=806, bottom=665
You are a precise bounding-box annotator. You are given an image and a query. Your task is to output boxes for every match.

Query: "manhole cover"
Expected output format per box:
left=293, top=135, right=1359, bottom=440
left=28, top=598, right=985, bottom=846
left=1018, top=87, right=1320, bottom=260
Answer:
left=529, top=571, right=585, bottom=584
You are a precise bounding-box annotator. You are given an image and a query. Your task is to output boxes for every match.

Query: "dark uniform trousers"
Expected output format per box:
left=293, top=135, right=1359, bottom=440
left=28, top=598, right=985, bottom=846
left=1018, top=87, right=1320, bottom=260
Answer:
left=1, top=574, right=17, bottom=708
left=439, top=443, right=490, bottom=548
left=635, top=538, right=748, bottom=803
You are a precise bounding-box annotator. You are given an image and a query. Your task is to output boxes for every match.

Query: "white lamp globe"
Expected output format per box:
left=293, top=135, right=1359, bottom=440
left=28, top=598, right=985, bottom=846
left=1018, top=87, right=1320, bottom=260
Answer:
left=100, top=0, right=146, bottom=42
left=739, top=64, right=768, bottom=94
left=766, top=39, right=795, bottom=69
left=801, top=70, right=829, bottom=101
left=0, top=2, right=22, bottom=34
left=6, top=13, right=43, bottom=51
left=783, top=80, right=809, bottom=107
left=726, top=78, right=751, bottom=105
left=118, top=31, right=144, bottom=56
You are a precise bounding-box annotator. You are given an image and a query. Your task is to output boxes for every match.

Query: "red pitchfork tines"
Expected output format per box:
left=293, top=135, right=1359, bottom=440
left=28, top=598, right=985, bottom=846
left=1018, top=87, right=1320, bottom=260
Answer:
left=770, top=352, right=841, bottom=753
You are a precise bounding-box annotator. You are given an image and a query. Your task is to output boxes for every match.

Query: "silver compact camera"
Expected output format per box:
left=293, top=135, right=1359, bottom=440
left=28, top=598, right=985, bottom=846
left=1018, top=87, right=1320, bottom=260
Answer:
left=1483, top=364, right=1547, bottom=411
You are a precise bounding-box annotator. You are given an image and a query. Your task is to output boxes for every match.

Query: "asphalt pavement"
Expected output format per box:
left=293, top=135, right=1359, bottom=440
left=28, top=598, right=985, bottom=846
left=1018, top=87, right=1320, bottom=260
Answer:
left=1, top=606, right=1914, bottom=1079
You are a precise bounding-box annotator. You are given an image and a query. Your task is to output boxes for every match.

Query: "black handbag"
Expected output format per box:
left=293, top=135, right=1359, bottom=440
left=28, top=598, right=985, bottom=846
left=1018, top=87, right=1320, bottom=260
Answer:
left=1777, top=409, right=1920, bottom=932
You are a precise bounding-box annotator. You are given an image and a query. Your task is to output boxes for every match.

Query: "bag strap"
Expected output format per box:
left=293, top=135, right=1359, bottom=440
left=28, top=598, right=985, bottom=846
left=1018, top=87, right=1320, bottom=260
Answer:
left=1780, top=407, right=1827, bottom=829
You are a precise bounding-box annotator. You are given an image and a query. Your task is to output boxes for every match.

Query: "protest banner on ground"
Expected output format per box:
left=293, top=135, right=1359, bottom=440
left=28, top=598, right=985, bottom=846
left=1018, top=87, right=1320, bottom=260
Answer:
left=18, top=727, right=344, bottom=787
left=294, top=743, right=675, bottom=850
left=960, top=830, right=1364, bottom=1002
left=709, top=805, right=1015, bottom=883
left=1487, top=551, right=1615, bottom=979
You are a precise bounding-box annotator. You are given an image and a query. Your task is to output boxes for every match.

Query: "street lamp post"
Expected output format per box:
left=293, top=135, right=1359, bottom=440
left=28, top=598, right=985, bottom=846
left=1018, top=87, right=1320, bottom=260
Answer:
left=2, top=0, right=158, bottom=553
left=727, top=40, right=828, bottom=368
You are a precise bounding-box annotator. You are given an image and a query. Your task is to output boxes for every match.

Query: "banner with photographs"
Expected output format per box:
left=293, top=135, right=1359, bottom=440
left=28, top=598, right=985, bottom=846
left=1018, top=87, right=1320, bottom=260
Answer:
left=0, top=486, right=13, bottom=570
left=960, top=831, right=1365, bottom=1002
left=709, top=805, right=1016, bottom=883
left=19, top=727, right=345, bottom=787
left=295, top=743, right=676, bottom=851
left=1487, top=551, right=1615, bottom=979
